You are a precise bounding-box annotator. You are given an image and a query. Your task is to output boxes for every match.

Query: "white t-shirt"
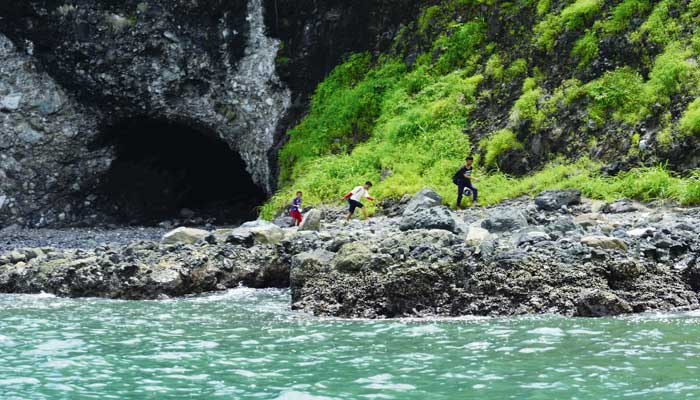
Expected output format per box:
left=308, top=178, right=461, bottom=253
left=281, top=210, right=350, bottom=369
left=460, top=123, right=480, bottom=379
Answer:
left=350, top=186, right=371, bottom=202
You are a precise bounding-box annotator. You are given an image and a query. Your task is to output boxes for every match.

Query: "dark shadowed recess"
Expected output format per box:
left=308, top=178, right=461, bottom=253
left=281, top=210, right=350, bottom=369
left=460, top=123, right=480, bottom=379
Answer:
left=94, top=119, right=266, bottom=225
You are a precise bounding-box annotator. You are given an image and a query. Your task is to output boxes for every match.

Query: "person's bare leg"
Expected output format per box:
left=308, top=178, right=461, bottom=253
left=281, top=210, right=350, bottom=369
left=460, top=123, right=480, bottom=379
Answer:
left=361, top=208, right=368, bottom=220
left=346, top=212, right=353, bottom=221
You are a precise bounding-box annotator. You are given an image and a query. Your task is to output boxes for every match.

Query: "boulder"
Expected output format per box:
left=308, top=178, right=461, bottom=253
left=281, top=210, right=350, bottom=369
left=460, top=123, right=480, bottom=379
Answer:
left=161, top=227, right=209, bottom=245
left=225, top=229, right=255, bottom=247
left=573, top=213, right=606, bottom=229
left=299, top=209, right=322, bottom=231
left=581, top=235, right=628, bottom=251
left=534, top=189, right=581, bottom=211
left=402, top=187, right=442, bottom=216
left=514, top=229, right=551, bottom=246
left=576, top=290, right=632, bottom=317
left=602, top=199, right=638, bottom=214
left=273, top=215, right=296, bottom=228
left=333, top=242, right=377, bottom=272
left=248, top=225, right=285, bottom=244
left=399, top=206, right=458, bottom=233
left=627, top=227, right=655, bottom=238
left=481, top=209, right=528, bottom=232
left=465, top=226, right=493, bottom=247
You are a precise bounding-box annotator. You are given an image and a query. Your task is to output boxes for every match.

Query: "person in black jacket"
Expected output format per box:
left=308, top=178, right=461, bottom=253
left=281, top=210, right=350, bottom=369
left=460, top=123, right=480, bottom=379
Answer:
left=452, top=156, right=479, bottom=208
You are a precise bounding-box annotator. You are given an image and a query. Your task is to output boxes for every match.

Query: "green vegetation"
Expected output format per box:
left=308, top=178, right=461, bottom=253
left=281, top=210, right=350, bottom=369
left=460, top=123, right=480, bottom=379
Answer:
left=535, top=0, right=603, bottom=50
left=571, top=30, right=598, bottom=68
left=680, top=99, right=700, bottom=136
left=261, top=0, right=700, bottom=219
left=511, top=78, right=546, bottom=129
left=481, top=129, right=523, bottom=168
left=631, top=0, right=680, bottom=45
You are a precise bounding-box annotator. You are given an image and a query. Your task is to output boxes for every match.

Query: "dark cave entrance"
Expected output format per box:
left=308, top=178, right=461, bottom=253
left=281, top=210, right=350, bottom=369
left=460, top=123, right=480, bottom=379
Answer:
left=95, top=119, right=266, bottom=225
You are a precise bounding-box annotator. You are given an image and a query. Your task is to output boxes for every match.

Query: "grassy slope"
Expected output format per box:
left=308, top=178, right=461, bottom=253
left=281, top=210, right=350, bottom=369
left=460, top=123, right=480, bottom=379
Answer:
left=262, top=0, right=700, bottom=218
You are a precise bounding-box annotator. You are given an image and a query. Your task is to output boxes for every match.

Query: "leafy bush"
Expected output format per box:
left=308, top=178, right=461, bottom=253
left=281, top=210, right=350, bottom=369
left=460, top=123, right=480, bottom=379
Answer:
left=481, top=129, right=524, bottom=168
left=631, top=0, right=680, bottom=45
left=433, top=21, right=487, bottom=74
left=585, top=68, right=644, bottom=124
left=510, top=77, right=546, bottom=129
left=598, top=0, right=651, bottom=34
left=571, top=30, right=599, bottom=68
left=485, top=54, right=505, bottom=80
left=506, top=58, right=528, bottom=78
left=680, top=98, right=700, bottom=136
left=535, top=0, right=603, bottom=50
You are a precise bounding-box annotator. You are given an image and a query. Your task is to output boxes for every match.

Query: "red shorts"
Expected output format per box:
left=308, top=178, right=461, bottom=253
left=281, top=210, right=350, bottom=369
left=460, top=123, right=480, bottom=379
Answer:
left=290, top=210, right=302, bottom=224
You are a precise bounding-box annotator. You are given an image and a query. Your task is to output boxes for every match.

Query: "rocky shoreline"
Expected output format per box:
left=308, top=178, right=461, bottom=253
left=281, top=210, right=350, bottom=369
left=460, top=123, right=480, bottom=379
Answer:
left=1, top=189, right=699, bottom=318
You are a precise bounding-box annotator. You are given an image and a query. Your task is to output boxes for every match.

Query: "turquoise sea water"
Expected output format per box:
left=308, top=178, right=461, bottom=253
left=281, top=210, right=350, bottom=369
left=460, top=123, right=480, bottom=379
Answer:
left=1, top=289, right=700, bottom=400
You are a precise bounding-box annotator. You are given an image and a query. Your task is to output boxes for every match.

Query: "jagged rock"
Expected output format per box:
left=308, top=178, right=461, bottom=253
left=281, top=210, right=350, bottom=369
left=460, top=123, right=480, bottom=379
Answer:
left=399, top=206, right=458, bottom=233
left=402, top=187, right=443, bottom=216
left=481, top=209, right=528, bottom=232
left=576, top=290, right=632, bottom=317
left=602, top=199, right=639, bottom=214
left=333, top=242, right=376, bottom=272
left=535, top=189, right=581, bottom=211
left=581, top=235, right=628, bottom=251
left=514, top=229, right=551, bottom=246
left=161, top=227, right=209, bottom=245
left=299, top=209, right=322, bottom=231
left=273, top=216, right=296, bottom=228
left=465, top=226, right=493, bottom=246
left=248, top=225, right=286, bottom=244
left=627, top=227, right=655, bottom=238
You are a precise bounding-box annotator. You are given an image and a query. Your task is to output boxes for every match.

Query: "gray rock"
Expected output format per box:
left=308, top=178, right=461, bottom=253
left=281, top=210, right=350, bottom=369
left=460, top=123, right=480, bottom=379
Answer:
left=161, top=227, right=210, bottom=245
left=602, top=199, right=638, bottom=214
left=535, top=189, right=581, bottom=211
left=403, top=187, right=443, bottom=216
left=332, top=242, right=381, bottom=272
left=581, top=235, right=628, bottom=251
left=481, top=209, right=528, bottom=232
left=576, top=290, right=632, bottom=317
left=0, top=93, right=22, bottom=110
left=514, top=229, right=551, bottom=246
left=399, top=206, right=458, bottom=233
left=465, top=226, right=493, bottom=246
left=0, top=195, right=7, bottom=210
left=299, top=209, right=322, bottom=231
left=248, top=225, right=285, bottom=244
left=273, top=216, right=296, bottom=228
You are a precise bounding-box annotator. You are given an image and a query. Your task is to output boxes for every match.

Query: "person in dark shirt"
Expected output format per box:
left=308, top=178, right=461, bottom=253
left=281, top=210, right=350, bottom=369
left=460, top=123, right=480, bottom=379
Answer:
left=452, top=156, right=479, bottom=208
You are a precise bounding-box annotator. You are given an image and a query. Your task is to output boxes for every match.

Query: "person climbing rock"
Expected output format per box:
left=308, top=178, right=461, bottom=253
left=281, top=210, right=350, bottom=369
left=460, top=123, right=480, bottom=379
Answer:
left=453, top=156, right=479, bottom=208
left=289, top=191, right=303, bottom=226
left=341, top=181, right=375, bottom=220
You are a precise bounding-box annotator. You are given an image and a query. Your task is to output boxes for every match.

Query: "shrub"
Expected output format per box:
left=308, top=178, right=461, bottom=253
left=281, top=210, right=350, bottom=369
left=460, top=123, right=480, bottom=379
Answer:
left=481, top=129, right=524, bottom=168
left=631, top=0, right=680, bottom=45
left=485, top=54, right=505, bottom=80
left=643, top=42, right=693, bottom=105
left=598, top=0, right=652, bottom=34
left=511, top=77, right=546, bottom=129
left=433, top=20, right=487, bottom=74
left=535, top=0, right=603, bottom=50
left=584, top=67, right=644, bottom=124
left=571, top=30, right=599, bottom=68
left=506, top=58, right=528, bottom=78
left=679, top=98, right=700, bottom=136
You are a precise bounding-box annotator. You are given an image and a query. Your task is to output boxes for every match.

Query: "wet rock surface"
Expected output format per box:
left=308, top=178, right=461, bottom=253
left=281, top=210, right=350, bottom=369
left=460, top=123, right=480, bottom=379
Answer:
left=2, top=190, right=700, bottom=318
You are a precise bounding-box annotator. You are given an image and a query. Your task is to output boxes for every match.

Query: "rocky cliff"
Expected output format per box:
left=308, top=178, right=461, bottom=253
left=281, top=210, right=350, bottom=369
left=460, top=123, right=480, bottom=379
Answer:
left=0, top=0, right=422, bottom=227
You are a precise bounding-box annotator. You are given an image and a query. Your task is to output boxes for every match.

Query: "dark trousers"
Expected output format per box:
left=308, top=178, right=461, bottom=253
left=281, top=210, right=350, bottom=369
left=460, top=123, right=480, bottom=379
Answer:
left=456, top=180, right=478, bottom=206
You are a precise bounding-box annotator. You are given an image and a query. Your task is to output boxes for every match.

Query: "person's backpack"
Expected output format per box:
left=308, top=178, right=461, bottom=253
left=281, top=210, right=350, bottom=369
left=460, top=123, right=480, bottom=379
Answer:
left=452, top=167, right=463, bottom=185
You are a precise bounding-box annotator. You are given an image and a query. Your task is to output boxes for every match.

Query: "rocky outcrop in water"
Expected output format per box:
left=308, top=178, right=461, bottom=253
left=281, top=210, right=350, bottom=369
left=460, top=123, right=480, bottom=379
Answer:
left=2, top=190, right=699, bottom=317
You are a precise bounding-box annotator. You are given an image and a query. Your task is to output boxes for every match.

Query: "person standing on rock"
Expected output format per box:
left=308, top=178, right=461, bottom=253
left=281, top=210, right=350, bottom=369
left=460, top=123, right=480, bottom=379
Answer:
left=453, top=156, right=479, bottom=208
left=342, top=181, right=375, bottom=220
left=289, top=191, right=303, bottom=226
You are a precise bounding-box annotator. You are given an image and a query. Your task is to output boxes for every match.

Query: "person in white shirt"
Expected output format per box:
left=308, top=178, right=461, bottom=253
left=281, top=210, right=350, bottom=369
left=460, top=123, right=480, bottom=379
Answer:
left=341, top=181, right=375, bottom=220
